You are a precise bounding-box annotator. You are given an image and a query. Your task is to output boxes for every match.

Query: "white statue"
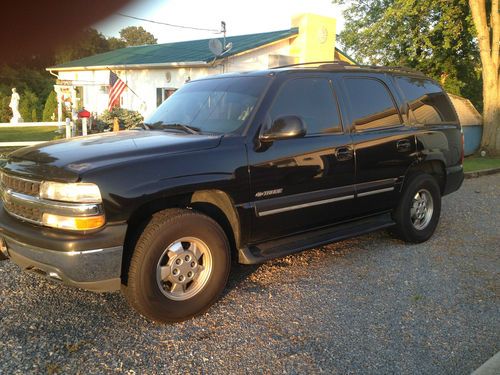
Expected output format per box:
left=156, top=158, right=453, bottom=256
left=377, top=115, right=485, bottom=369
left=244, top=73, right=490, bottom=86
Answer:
left=9, top=88, right=22, bottom=124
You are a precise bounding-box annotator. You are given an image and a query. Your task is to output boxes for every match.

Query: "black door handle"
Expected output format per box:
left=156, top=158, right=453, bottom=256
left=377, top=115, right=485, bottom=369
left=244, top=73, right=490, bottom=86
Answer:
left=396, top=139, right=411, bottom=152
left=335, top=147, right=354, bottom=161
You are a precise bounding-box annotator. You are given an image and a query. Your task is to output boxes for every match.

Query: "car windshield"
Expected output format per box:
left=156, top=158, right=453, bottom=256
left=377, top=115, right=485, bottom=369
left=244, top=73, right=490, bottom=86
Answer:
left=145, top=76, right=270, bottom=134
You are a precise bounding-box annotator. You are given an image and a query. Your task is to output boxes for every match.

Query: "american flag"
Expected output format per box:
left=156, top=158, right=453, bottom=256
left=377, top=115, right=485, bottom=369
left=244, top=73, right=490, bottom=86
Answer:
left=108, top=71, right=127, bottom=111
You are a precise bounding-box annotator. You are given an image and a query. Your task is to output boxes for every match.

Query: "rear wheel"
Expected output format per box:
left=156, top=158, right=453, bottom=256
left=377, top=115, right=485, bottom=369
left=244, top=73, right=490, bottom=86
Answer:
left=123, top=209, right=231, bottom=323
left=392, top=173, right=441, bottom=243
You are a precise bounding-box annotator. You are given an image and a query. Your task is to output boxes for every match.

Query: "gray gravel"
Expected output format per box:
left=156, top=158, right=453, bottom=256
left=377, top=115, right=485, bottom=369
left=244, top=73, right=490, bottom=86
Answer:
left=1, top=175, right=499, bottom=374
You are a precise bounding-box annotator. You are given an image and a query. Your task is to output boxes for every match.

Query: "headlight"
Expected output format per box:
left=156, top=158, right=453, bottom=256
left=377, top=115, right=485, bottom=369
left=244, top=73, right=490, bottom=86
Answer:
left=40, top=182, right=102, bottom=203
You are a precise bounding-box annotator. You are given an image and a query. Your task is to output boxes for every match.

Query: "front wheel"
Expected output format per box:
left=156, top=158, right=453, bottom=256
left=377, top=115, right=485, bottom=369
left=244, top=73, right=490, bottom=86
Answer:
left=123, top=209, right=231, bottom=323
left=392, top=172, right=442, bottom=243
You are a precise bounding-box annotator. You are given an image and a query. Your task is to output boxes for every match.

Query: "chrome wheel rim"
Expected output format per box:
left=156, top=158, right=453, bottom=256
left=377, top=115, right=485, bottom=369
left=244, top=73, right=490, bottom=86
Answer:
left=410, top=189, right=434, bottom=230
left=156, top=237, right=213, bottom=301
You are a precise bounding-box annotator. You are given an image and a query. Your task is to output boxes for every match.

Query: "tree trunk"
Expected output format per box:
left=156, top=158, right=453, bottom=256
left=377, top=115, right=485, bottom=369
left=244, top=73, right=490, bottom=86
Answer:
left=469, top=0, right=500, bottom=155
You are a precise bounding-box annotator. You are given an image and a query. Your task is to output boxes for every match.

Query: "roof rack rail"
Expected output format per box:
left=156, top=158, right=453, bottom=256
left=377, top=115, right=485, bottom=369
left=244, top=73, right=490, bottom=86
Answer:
left=270, top=61, right=351, bottom=69
left=344, top=64, right=425, bottom=75
left=270, top=60, right=425, bottom=76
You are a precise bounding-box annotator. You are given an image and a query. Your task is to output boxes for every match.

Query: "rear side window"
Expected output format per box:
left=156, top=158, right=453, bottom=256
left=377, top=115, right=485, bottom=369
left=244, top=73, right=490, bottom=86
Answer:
left=269, top=78, right=342, bottom=134
left=344, top=78, right=401, bottom=130
left=396, top=77, right=457, bottom=124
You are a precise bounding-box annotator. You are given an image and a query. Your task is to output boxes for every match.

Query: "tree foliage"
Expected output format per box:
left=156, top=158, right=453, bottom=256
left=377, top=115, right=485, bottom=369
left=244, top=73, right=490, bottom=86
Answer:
left=108, top=37, right=127, bottom=50
left=334, top=0, right=482, bottom=109
left=119, top=26, right=158, bottom=46
left=55, top=28, right=111, bottom=64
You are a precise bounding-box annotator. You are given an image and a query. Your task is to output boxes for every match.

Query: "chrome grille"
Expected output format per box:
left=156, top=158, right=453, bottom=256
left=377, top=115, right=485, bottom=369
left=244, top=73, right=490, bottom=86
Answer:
left=0, top=171, right=43, bottom=224
left=0, top=171, right=40, bottom=196
left=2, top=197, right=42, bottom=223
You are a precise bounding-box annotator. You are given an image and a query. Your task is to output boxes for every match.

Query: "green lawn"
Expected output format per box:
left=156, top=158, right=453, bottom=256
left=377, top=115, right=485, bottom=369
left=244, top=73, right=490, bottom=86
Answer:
left=0, top=126, right=59, bottom=142
left=463, top=156, right=500, bottom=172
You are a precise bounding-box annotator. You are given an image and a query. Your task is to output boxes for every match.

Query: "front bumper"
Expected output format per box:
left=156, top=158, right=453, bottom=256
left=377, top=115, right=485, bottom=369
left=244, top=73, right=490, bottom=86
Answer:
left=1, top=234, right=122, bottom=291
left=0, top=201, right=126, bottom=292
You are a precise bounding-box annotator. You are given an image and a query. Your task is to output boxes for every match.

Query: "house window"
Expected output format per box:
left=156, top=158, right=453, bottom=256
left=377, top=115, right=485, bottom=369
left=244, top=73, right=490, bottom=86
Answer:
left=156, top=88, right=177, bottom=107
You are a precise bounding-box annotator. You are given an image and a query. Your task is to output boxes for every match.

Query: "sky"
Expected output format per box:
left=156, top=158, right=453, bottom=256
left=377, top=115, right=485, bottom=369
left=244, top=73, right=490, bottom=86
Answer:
left=95, top=0, right=346, bottom=44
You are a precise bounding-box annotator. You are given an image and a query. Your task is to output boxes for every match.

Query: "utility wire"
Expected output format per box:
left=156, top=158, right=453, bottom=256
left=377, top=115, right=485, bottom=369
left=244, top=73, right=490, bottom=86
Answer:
left=116, top=13, right=222, bottom=33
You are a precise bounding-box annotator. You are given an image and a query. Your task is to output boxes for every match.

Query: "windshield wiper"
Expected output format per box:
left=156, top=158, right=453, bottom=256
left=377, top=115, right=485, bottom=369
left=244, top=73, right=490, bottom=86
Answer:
left=148, top=122, right=200, bottom=135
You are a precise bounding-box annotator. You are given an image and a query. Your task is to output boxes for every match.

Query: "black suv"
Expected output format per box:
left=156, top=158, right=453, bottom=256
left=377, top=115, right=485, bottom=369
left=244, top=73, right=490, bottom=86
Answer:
left=0, top=63, right=464, bottom=323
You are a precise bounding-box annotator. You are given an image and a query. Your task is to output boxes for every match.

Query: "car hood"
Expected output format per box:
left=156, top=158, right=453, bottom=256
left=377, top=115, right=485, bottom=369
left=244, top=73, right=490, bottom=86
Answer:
left=3, top=130, right=222, bottom=181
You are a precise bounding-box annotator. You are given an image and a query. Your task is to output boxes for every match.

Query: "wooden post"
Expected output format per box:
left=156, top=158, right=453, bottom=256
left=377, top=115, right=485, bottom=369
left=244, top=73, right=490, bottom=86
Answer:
left=113, top=117, right=119, bottom=132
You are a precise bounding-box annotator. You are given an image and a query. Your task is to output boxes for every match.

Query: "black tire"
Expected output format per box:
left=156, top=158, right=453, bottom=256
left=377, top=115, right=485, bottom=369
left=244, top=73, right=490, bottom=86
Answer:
left=392, top=172, right=441, bottom=243
left=123, top=208, right=231, bottom=323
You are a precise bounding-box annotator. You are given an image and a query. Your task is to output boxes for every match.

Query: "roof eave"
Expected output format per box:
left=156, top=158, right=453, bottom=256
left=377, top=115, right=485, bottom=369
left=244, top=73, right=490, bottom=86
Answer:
left=46, top=61, right=209, bottom=72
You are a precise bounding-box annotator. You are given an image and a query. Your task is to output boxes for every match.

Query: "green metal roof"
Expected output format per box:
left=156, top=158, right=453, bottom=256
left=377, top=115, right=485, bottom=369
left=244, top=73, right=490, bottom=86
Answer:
left=51, top=28, right=299, bottom=70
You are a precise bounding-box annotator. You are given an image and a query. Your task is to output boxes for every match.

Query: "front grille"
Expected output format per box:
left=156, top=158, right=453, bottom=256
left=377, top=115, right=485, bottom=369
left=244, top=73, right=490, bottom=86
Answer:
left=3, top=198, right=42, bottom=223
left=0, top=172, right=40, bottom=196
left=0, top=171, right=43, bottom=224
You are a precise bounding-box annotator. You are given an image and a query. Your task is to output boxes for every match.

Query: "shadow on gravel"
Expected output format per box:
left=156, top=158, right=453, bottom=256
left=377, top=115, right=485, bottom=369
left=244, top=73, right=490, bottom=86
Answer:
left=223, top=262, right=261, bottom=297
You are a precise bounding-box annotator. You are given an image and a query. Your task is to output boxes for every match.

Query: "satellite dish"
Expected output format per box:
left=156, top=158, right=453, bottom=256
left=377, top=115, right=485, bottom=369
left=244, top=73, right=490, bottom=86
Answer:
left=224, top=42, right=233, bottom=52
left=209, top=38, right=223, bottom=56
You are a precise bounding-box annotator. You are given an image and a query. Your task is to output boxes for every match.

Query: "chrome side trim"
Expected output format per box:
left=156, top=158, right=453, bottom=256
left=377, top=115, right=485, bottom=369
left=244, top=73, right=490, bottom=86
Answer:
left=357, top=187, right=394, bottom=197
left=258, top=194, right=355, bottom=217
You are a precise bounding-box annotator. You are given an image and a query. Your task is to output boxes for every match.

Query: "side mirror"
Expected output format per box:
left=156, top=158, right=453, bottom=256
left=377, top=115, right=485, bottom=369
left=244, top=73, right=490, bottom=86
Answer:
left=260, top=115, right=307, bottom=142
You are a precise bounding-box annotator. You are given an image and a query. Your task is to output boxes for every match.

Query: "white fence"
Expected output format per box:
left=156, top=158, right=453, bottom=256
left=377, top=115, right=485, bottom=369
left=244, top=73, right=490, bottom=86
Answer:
left=0, top=122, right=65, bottom=128
left=0, top=122, right=65, bottom=148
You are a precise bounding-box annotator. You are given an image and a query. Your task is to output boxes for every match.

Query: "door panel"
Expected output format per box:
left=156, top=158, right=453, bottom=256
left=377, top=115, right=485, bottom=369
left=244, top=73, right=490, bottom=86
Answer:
left=352, top=129, right=416, bottom=212
left=246, top=75, right=357, bottom=243
left=338, top=74, right=417, bottom=214
left=248, top=134, right=355, bottom=242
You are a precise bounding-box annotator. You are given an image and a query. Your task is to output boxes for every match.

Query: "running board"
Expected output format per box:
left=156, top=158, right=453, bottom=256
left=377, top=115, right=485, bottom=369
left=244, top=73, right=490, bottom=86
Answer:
left=238, top=213, right=395, bottom=264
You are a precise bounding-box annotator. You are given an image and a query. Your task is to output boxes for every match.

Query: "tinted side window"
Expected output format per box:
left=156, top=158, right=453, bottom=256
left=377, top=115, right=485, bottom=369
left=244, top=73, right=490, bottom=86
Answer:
left=396, top=77, right=457, bottom=124
left=344, top=78, right=401, bottom=130
left=270, top=78, right=342, bottom=134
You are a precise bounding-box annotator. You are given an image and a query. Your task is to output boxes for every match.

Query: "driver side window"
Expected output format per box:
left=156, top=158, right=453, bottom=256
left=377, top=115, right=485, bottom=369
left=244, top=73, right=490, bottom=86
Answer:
left=269, top=78, right=342, bottom=135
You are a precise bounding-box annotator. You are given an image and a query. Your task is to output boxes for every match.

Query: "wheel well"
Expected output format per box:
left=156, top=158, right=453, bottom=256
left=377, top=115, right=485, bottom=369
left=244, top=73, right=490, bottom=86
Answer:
left=406, top=160, right=446, bottom=193
left=121, top=190, right=239, bottom=285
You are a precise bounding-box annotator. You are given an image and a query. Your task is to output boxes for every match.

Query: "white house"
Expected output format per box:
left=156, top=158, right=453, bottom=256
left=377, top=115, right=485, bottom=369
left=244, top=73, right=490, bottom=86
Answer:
left=46, top=14, right=354, bottom=120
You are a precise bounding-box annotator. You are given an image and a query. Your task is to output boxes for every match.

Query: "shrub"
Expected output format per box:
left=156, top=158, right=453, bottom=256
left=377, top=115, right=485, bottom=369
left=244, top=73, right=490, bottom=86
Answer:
left=43, top=91, right=58, bottom=121
left=0, top=93, right=11, bottom=123
left=96, top=107, right=144, bottom=131
left=19, top=89, right=39, bottom=122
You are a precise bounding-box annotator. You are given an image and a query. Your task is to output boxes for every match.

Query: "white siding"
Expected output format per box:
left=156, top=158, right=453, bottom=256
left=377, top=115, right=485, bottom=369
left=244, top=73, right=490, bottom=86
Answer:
left=56, top=39, right=294, bottom=118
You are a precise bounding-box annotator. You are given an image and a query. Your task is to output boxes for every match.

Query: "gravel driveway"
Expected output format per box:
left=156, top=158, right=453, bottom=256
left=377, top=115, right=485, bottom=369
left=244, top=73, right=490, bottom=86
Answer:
left=1, top=175, right=498, bottom=374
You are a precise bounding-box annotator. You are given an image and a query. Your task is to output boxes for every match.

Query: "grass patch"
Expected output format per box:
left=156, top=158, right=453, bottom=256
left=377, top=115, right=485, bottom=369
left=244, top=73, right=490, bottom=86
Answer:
left=463, top=156, right=500, bottom=172
left=411, top=294, right=423, bottom=303
left=0, top=126, right=59, bottom=142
